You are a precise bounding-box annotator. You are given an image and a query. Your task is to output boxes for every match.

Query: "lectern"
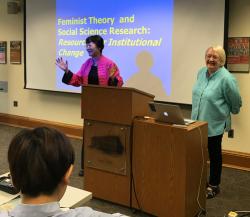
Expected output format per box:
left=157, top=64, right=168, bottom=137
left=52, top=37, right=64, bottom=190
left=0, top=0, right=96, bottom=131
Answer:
left=132, top=118, right=208, bottom=217
left=81, top=85, right=154, bottom=206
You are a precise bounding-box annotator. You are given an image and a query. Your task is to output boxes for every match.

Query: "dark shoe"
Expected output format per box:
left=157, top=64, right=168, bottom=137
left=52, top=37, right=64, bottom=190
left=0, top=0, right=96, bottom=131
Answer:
left=206, top=185, right=220, bottom=199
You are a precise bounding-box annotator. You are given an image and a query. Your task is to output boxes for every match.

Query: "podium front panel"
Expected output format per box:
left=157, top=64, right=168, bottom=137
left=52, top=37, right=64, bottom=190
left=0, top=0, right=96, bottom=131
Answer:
left=84, top=120, right=129, bottom=175
left=84, top=119, right=131, bottom=206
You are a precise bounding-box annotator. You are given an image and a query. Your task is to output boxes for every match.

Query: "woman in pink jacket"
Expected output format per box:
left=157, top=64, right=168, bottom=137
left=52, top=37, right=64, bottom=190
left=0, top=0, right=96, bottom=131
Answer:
left=56, top=35, right=123, bottom=87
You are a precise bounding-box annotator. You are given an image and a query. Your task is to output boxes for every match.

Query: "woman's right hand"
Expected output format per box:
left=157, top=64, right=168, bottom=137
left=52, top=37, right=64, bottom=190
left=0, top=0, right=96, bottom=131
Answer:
left=56, top=57, right=69, bottom=73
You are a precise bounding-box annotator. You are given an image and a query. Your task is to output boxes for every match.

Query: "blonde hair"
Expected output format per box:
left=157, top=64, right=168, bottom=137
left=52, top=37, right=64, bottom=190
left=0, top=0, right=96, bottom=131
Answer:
left=205, top=45, right=226, bottom=66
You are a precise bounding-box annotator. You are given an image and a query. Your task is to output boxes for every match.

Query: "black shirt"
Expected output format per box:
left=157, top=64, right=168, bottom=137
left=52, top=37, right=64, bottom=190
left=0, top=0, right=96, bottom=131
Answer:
left=88, top=65, right=99, bottom=85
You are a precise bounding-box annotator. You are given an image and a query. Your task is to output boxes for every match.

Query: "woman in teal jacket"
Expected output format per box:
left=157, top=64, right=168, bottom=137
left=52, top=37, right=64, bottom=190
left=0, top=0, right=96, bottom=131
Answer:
left=192, top=46, right=242, bottom=199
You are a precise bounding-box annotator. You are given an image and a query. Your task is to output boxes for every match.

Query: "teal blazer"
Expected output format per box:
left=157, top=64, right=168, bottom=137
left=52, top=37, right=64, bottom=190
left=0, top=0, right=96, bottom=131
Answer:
left=191, top=66, right=242, bottom=137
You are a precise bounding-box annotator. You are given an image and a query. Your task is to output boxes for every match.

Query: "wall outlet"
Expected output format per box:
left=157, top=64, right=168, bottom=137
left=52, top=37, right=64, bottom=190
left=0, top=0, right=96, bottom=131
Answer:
left=0, top=81, right=8, bottom=92
left=13, top=101, right=18, bottom=107
left=228, top=129, right=234, bottom=138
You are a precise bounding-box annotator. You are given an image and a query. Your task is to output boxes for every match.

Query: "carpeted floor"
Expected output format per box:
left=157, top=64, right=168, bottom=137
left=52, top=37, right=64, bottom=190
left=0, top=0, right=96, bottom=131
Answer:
left=0, top=124, right=249, bottom=217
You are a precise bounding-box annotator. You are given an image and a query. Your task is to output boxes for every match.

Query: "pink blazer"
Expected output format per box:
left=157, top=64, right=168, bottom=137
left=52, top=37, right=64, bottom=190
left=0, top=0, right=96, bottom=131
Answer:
left=68, top=55, right=123, bottom=87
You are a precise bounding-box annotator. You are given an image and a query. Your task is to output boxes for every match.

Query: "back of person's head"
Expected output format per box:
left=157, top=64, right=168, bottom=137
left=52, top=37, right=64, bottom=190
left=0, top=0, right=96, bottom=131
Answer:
left=8, top=127, right=75, bottom=197
left=86, top=35, right=104, bottom=53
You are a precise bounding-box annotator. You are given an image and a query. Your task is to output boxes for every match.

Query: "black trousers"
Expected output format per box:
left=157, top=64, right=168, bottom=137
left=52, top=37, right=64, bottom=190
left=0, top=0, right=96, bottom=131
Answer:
left=208, top=134, right=223, bottom=186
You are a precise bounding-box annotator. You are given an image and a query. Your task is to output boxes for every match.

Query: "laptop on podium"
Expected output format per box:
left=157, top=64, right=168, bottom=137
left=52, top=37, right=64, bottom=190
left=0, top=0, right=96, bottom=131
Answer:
left=148, top=102, right=195, bottom=125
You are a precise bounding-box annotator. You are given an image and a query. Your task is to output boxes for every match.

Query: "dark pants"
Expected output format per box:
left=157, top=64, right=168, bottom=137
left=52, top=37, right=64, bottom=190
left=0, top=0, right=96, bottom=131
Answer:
left=208, top=134, right=223, bottom=186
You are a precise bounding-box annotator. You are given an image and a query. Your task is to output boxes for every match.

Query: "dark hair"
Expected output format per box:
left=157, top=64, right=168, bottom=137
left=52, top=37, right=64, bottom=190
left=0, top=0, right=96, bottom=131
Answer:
left=86, top=35, right=104, bottom=53
left=8, top=127, right=75, bottom=197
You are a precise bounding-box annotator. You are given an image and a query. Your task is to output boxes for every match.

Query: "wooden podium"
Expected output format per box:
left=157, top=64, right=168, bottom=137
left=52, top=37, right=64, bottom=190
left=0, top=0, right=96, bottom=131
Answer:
left=132, top=118, right=208, bottom=217
left=81, top=85, right=154, bottom=206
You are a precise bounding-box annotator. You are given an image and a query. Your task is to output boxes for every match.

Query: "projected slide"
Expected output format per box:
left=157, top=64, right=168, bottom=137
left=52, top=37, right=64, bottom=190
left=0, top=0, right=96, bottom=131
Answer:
left=56, top=0, right=173, bottom=96
left=26, top=0, right=225, bottom=103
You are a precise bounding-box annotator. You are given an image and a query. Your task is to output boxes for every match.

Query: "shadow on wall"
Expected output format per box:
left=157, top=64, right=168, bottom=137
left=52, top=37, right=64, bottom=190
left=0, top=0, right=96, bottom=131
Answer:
left=125, top=51, right=167, bottom=99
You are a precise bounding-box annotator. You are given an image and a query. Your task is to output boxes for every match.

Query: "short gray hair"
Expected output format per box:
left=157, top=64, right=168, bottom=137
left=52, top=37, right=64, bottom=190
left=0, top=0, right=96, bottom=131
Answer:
left=205, top=45, right=226, bottom=66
